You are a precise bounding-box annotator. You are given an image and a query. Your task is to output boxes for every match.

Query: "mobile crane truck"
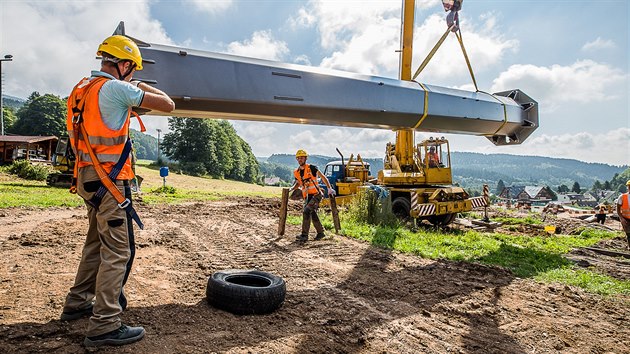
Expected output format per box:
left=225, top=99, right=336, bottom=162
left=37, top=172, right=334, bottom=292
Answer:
left=123, top=0, right=538, bottom=226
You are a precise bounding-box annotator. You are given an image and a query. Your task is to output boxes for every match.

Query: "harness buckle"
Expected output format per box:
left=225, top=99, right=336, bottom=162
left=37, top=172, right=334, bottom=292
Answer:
left=118, top=198, right=131, bottom=209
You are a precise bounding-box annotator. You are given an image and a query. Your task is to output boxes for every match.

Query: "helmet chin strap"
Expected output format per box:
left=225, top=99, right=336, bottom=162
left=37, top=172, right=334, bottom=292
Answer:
left=114, top=62, right=136, bottom=81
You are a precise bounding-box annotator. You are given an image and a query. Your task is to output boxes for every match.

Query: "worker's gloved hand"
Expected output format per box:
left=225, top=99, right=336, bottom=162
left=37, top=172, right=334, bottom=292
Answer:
left=328, top=189, right=336, bottom=197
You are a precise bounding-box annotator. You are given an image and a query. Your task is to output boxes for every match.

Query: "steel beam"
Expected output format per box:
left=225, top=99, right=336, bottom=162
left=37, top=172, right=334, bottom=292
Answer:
left=135, top=43, right=538, bottom=145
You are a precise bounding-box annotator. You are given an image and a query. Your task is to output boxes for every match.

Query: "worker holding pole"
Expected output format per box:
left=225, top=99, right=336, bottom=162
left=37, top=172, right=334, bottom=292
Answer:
left=61, top=35, right=174, bottom=348
left=290, top=149, right=335, bottom=242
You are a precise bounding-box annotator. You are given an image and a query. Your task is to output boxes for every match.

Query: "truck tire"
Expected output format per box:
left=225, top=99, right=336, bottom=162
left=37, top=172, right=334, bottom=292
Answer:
left=429, top=213, right=456, bottom=226
left=392, top=197, right=411, bottom=220
left=206, top=269, right=286, bottom=315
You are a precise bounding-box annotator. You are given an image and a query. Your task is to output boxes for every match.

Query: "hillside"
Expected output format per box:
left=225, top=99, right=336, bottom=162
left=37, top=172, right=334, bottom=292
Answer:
left=263, top=152, right=627, bottom=192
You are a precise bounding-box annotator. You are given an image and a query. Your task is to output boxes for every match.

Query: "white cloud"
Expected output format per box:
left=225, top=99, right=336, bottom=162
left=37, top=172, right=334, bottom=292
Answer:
left=288, top=7, right=316, bottom=29
left=299, top=1, right=517, bottom=81
left=286, top=126, right=394, bottom=158
left=490, top=60, right=627, bottom=110
left=225, top=30, right=289, bottom=61
left=582, top=37, right=616, bottom=51
left=293, top=54, right=312, bottom=66
left=185, top=0, right=233, bottom=14
left=1, top=1, right=172, bottom=98
left=452, top=128, right=630, bottom=166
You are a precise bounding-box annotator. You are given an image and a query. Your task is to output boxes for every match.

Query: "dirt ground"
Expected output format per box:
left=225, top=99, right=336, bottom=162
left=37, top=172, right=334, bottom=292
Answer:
left=0, top=198, right=628, bottom=353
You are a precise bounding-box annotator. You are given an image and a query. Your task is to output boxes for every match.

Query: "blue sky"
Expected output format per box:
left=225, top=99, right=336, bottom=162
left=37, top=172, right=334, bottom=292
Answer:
left=1, top=0, right=628, bottom=165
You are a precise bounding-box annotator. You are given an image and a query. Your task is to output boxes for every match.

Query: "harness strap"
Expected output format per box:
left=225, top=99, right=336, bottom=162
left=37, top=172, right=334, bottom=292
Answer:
left=77, top=116, right=144, bottom=229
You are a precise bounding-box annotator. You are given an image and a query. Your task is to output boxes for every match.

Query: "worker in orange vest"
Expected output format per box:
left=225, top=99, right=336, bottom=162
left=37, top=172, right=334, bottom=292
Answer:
left=61, top=35, right=174, bottom=348
left=426, top=146, right=440, bottom=168
left=617, top=180, right=630, bottom=249
left=289, top=149, right=335, bottom=242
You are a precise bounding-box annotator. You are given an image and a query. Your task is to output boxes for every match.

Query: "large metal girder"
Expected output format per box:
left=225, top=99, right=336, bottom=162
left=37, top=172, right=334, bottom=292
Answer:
left=135, top=43, right=538, bottom=145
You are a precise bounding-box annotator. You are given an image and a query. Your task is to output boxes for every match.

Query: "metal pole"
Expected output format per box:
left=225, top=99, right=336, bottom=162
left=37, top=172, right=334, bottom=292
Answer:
left=156, top=128, right=161, bottom=162
left=0, top=55, right=14, bottom=136
left=1, top=60, right=4, bottom=136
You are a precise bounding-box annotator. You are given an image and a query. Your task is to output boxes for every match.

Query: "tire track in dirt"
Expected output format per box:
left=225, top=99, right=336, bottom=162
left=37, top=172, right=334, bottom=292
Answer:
left=1, top=198, right=629, bottom=353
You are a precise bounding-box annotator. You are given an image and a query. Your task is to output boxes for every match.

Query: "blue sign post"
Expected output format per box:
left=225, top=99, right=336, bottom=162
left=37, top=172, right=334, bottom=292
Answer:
left=159, top=166, right=169, bottom=188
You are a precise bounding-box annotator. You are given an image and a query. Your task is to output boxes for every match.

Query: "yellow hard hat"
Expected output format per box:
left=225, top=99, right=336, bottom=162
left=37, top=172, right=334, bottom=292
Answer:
left=626, top=179, right=630, bottom=186
left=97, top=35, right=143, bottom=71
left=295, top=149, right=308, bottom=158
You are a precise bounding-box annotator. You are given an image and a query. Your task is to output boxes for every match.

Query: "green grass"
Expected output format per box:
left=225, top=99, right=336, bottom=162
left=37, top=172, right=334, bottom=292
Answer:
left=0, top=179, right=84, bottom=208
left=0, top=167, right=283, bottom=207
left=326, top=213, right=629, bottom=296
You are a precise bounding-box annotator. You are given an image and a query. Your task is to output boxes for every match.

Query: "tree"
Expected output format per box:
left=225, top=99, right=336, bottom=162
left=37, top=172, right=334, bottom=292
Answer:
left=495, top=179, right=505, bottom=195
left=11, top=92, right=67, bottom=136
left=592, top=180, right=602, bottom=191
left=603, top=180, right=611, bottom=190
left=161, top=117, right=259, bottom=182
left=545, top=185, right=558, bottom=201
left=557, top=184, right=570, bottom=193
left=2, top=106, right=17, bottom=131
left=571, top=181, right=581, bottom=194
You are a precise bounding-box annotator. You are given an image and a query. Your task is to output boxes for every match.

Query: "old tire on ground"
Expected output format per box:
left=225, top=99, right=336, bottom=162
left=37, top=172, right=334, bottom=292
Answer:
left=392, top=197, right=411, bottom=220
left=206, top=269, right=286, bottom=315
left=428, top=213, right=456, bottom=226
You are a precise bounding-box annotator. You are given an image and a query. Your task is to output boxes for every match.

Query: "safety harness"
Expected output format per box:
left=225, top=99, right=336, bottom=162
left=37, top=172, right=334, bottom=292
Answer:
left=293, top=164, right=323, bottom=199
left=69, top=77, right=145, bottom=229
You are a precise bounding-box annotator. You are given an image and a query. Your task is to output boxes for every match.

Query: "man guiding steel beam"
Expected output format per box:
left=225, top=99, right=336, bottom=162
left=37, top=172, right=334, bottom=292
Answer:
left=62, top=34, right=174, bottom=348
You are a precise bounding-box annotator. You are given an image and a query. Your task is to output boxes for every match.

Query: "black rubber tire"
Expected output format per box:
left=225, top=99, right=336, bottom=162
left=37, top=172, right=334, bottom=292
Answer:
left=428, top=213, right=456, bottom=226
left=206, top=269, right=286, bottom=315
left=392, top=197, right=411, bottom=220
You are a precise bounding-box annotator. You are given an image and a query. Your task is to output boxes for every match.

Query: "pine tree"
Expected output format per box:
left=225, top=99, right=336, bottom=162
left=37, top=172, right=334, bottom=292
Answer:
left=495, top=179, right=505, bottom=195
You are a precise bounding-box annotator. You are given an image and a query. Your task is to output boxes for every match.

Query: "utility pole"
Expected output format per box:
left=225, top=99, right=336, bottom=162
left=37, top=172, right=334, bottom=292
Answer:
left=156, top=128, right=161, bottom=162
left=0, top=54, right=14, bottom=136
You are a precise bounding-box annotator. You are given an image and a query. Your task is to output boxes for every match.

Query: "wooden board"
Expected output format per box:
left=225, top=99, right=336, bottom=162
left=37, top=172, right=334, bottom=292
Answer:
left=329, top=195, right=341, bottom=234
left=278, top=188, right=289, bottom=236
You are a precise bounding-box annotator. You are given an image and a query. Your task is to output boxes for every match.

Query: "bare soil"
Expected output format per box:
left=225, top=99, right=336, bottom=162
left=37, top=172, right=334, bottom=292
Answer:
left=0, top=198, right=628, bottom=353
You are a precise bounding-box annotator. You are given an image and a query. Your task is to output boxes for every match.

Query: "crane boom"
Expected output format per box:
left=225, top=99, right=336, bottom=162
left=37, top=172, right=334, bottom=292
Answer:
left=134, top=43, right=538, bottom=146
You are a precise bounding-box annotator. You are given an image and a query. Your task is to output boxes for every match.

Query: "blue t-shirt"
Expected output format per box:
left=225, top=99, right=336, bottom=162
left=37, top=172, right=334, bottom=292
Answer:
left=91, top=70, right=144, bottom=130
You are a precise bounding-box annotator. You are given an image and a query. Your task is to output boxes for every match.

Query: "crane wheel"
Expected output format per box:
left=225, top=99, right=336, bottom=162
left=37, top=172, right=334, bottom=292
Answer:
left=429, top=213, right=456, bottom=226
left=392, top=197, right=411, bottom=220
left=206, top=269, right=286, bottom=315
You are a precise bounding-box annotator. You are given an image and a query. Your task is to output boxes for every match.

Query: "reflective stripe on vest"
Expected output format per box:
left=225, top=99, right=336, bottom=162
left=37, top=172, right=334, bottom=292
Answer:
left=294, top=164, right=319, bottom=199
left=620, top=193, right=630, bottom=219
left=66, top=76, right=134, bottom=180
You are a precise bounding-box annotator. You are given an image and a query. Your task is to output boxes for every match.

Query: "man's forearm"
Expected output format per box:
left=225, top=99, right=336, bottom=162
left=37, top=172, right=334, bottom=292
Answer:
left=138, top=82, right=169, bottom=97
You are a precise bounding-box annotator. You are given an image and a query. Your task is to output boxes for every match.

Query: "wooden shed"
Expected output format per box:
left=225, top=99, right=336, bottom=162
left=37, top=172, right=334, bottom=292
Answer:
left=0, top=135, right=58, bottom=164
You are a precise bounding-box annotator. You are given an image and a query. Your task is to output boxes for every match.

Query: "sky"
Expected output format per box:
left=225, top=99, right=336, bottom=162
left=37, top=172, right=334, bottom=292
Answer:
left=1, top=0, right=628, bottom=166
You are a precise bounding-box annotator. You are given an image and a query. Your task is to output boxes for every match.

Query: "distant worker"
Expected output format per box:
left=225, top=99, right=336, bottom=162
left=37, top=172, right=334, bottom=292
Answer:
left=595, top=204, right=606, bottom=225
left=62, top=35, right=174, bottom=348
left=426, top=146, right=441, bottom=168
left=289, top=149, right=335, bottom=242
left=616, top=180, right=630, bottom=249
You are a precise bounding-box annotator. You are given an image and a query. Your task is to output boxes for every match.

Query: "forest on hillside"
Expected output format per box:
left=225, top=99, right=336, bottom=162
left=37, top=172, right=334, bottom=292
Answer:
left=262, top=153, right=628, bottom=194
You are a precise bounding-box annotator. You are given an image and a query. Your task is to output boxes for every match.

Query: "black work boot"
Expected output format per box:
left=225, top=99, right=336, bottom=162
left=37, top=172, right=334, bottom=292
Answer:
left=314, top=232, right=325, bottom=240
left=60, top=303, right=94, bottom=321
left=627, top=235, right=630, bottom=250
left=296, top=234, right=308, bottom=242
left=84, top=325, right=145, bottom=347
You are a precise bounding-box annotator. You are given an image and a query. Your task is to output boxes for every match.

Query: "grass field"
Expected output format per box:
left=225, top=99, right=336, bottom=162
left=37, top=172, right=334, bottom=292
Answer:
left=2, top=167, right=628, bottom=296
left=0, top=164, right=283, bottom=208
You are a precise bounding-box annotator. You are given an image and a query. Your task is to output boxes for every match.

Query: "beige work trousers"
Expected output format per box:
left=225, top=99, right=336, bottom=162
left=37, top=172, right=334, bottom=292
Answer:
left=63, top=167, right=136, bottom=337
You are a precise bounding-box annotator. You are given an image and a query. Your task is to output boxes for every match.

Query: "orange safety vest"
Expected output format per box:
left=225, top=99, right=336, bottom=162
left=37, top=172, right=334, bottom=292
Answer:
left=620, top=193, right=630, bottom=219
left=294, top=164, right=320, bottom=199
left=66, top=76, right=134, bottom=180
left=427, top=152, right=440, bottom=166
